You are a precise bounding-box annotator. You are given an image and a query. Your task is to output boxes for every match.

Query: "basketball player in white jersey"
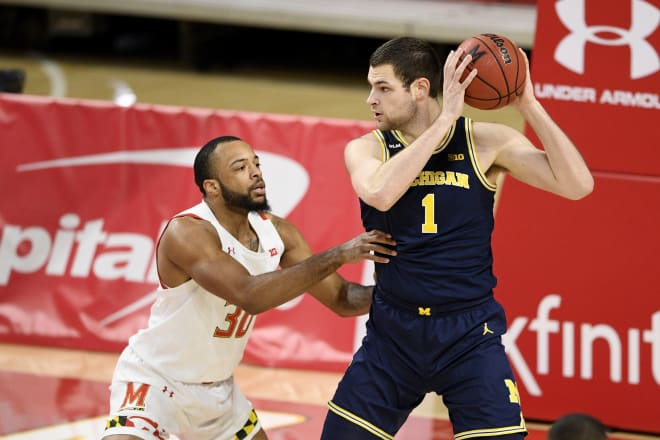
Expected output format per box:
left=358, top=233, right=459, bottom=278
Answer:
left=101, top=135, right=397, bottom=440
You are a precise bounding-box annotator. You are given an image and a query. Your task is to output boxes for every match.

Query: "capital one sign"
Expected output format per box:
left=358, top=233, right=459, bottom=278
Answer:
left=554, top=0, right=659, bottom=78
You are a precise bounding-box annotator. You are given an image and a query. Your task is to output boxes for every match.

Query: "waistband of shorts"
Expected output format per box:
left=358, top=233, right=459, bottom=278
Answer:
left=375, top=288, right=494, bottom=317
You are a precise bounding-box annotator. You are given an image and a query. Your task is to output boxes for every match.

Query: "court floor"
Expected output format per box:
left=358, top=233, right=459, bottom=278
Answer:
left=1, top=42, right=658, bottom=440
left=1, top=343, right=658, bottom=439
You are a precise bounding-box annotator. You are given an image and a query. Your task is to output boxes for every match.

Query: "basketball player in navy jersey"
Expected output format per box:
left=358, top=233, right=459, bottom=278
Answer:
left=320, top=37, right=594, bottom=439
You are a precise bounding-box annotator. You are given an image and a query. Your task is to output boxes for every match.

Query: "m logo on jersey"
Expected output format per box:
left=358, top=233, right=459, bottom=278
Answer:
left=120, top=382, right=150, bottom=408
left=554, top=0, right=660, bottom=79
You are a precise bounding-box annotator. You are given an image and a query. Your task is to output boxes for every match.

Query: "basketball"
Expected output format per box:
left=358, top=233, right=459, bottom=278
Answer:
left=457, top=33, right=526, bottom=110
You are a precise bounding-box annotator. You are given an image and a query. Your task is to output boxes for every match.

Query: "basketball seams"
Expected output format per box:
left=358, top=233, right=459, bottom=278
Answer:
left=458, top=33, right=524, bottom=110
left=473, top=34, right=512, bottom=100
left=513, top=46, right=526, bottom=97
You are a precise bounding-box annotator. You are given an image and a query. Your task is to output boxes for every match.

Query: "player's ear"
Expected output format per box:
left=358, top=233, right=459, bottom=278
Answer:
left=412, top=78, right=430, bottom=99
left=203, top=178, right=220, bottom=195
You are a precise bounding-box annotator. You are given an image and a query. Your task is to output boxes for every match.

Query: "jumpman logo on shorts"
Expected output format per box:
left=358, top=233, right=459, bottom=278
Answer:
left=483, top=322, right=494, bottom=335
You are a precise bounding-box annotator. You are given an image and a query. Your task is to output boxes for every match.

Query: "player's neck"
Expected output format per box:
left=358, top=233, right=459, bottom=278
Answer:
left=399, top=103, right=442, bottom=143
left=208, top=200, right=252, bottom=239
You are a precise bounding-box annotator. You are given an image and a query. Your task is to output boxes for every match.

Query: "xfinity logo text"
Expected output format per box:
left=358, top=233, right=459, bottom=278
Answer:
left=555, top=0, right=660, bottom=79
left=503, top=294, right=660, bottom=396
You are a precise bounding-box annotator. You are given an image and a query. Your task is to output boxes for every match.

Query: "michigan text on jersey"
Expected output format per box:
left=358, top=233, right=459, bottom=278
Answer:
left=410, top=171, right=470, bottom=188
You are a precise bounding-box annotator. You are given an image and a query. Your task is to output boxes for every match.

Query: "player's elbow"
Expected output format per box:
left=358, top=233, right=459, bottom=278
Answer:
left=332, top=283, right=372, bottom=317
left=567, top=175, right=595, bottom=200
left=240, top=302, right=265, bottom=316
left=354, top=179, right=399, bottom=211
left=360, top=191, right=397, bottom=212
left=222, top=289, right=267, bottom=315
left=329, top=301, right=367, bottom=317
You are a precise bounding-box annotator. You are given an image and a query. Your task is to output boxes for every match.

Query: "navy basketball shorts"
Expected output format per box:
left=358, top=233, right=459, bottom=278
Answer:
left=321, top=294, right=527, bottom=439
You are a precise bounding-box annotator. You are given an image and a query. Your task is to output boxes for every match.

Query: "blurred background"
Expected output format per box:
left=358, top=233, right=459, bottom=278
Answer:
left=0, top=0, right=534, bottom=123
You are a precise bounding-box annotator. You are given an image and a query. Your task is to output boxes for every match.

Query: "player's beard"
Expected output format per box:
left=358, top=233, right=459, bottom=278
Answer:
left=380, top=99, right=417, bottom=131
left=219, top=180, right=271, bottom=212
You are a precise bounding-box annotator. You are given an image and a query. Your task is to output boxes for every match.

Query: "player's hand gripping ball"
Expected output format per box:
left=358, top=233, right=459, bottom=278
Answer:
left=458, top=33, right=526, bottom=110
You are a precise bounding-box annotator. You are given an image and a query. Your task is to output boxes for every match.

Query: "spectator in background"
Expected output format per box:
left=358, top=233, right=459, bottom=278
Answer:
left=548, top=413, right=609, bottom=440
left=0, top=68, right=25, bottom=93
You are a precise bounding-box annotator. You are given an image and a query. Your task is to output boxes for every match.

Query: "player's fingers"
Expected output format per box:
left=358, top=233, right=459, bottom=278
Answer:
left=455, top=53, right=473, bottom=76
left=366, top=252, right=392, bottom=264
left=444, top=49, right=456, bottom=69
left=364, top=230, right=396, bottom=246
left=369, top=244, right=397, bottom=257
left=461, top=68, right=478, bottom=88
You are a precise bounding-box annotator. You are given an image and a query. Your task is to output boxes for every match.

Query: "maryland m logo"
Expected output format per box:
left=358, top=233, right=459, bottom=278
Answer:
left=120, top=382, right=150, bottom=409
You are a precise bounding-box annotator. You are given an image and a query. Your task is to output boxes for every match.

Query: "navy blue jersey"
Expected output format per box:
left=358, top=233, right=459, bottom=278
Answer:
left=360, top=116, right=497, bottom=310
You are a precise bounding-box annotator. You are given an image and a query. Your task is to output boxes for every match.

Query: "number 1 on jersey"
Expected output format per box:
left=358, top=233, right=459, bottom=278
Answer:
left=421, top=193, right=437, bottom=233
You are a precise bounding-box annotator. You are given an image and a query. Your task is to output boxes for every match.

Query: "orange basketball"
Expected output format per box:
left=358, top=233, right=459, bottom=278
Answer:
left=457, top=33, right=526, bottom=110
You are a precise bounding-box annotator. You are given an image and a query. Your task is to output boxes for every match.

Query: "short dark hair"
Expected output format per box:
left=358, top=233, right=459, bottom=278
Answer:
left=548, top=413, right=609, bottom=440
left=194, top=135, right=242, bottom=195
left=369, top=37, right=442, bottom=98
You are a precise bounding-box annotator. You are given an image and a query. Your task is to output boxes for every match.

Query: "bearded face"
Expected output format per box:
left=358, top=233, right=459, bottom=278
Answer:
left=219, top=178, right=270, bottom=212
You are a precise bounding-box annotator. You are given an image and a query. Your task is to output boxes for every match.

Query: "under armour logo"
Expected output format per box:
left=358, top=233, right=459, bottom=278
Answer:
left=227, top=246, right=236, bottom=256
left=554, top=0, right=659, bottom=79
left=483, top=322, right=494, bottom=335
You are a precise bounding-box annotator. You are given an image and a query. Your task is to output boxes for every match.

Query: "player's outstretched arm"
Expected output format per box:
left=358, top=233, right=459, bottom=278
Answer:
left=275, top=216, right=395, bottom=317
left=159, top=215, right=396, bottom=315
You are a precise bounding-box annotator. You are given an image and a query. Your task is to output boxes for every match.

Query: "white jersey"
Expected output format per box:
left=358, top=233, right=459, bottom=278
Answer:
left=128, top=201, right=284, bottom=383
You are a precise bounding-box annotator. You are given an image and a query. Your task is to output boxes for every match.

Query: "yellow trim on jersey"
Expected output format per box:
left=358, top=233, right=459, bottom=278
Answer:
left=390, top=125, right=454, bottom=155
left=435, top=121, right=455, bottom=153
left=327, top=400, right=394, bottom=440
left=465, top=117, right=497, bottom=192
left=373, top=122, right=455, bottom=160
left=372, top=130, right=390, bottom=162
left=391, top=129, right=407, bottom=147
left=454, top=412, right=527, bottom=439
left=234, top=409, right=259, bottom=439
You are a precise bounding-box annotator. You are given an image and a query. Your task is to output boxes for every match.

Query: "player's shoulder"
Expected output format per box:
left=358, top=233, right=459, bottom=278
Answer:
left=346, top=130, right=381, bottom=153
left=169, top=213, right=211, bottom=231
left=472, top=119, right=526, bottom=152
left=265, top=213, right=305, bottom=248
left=263, top=212, right=292, bottom=232
left=165, top=214, right=215, bottom=239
